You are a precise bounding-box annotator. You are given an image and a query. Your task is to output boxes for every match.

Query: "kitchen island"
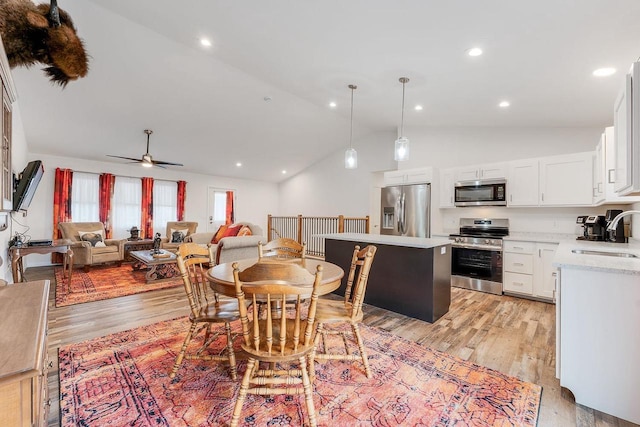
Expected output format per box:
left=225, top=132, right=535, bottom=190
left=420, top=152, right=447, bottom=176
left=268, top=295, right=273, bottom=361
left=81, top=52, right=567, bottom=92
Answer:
left=321, top=233, right=452, bottom=323
left=553, top=240, right=640, bottom=425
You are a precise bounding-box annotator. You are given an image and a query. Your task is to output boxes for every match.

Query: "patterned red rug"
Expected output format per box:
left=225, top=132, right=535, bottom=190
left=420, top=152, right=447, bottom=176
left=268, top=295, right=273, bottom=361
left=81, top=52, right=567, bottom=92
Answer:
left=55, top=264, right=183, bottom=307
left=59, top=317, right=542, bottom=426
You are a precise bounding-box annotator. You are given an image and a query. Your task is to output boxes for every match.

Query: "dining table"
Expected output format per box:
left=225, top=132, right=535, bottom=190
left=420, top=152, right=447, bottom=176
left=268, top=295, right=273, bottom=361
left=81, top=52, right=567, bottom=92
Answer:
left=207, top=257, right=344, bottom=298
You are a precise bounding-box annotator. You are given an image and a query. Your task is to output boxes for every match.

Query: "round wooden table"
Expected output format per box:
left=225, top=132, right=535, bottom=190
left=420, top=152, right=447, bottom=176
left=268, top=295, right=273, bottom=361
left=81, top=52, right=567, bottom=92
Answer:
left=207, top=258, right=344, bottom=298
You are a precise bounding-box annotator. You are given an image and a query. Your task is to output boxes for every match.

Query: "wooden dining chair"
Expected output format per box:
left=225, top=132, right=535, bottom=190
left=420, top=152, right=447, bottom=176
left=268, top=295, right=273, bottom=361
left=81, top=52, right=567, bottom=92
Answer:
left=230, top=261, right=323, bottom=427
left=311, top=244, right=377, bottom=379
left=258, top=237, right=306, bottom=259
left=169, top=243, right=240, bottom=380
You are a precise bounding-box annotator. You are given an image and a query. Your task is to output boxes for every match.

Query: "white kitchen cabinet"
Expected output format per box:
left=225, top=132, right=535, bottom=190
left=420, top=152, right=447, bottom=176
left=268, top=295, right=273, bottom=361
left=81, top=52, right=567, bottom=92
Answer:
left=592, top=137, right=605, bottom=204
left=383, top=167, right=433, bottom=186
left=455, top=162, right=506, bottom=182
left=613, top=62, right=640, bottom=195
left=503, top=240, right=556, bottom=302
left=439, top=168, right=456, bottom=208
left=539, top=152, right=593, bottom=206
left=602, top=126, right=640, bottom=203
left=507, top=159, right=539, bottom=206
left=558, top=267, right=640, bottom=424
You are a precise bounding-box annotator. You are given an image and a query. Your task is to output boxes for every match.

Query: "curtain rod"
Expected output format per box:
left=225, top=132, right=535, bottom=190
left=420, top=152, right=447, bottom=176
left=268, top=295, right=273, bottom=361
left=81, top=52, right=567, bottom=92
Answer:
left=64, top=169, right=182, bottom=184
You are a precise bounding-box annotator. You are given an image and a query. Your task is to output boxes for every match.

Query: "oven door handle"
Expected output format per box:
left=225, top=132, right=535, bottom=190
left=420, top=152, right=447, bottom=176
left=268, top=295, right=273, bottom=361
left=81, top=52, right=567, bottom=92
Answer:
left=450, top=243, right=502, bottom=252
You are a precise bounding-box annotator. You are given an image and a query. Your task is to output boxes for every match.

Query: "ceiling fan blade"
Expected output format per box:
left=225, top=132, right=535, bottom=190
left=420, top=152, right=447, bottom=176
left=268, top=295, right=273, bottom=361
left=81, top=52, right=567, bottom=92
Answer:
left=107, top=155, right=143, bottom=162
left=152, top=159, right=184, bottom=166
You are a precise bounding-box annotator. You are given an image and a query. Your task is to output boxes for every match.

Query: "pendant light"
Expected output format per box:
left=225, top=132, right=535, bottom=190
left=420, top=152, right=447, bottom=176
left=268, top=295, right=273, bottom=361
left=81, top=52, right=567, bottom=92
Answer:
left=344, top=84, right=358, bottom=169
left=394, top=77, right=410, bottom=161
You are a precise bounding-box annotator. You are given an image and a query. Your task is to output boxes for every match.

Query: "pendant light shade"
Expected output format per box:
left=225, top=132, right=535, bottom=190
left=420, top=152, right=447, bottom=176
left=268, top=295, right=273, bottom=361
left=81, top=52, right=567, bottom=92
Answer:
left=394, top=77, right=410, bottom=161
left=345, top=84, right=358, bottom=169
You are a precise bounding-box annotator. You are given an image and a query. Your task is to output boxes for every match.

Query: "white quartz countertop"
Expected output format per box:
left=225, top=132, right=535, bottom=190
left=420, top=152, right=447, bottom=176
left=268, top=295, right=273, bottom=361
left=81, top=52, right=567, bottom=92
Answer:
left=319, top=233, right=451, bottom=249
left=504, top=232, right=577, bottom=244
left=553, top=239, right=640, bottom=275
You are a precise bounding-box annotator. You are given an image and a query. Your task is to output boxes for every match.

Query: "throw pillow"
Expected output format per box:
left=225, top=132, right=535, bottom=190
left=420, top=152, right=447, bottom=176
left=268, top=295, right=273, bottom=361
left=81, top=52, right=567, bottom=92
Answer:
left=170, top=228, right=189, bottom=243
left=237, top=225, right=253, bottom=237
left=78, top=230, right=105, bottom=247
left=221, top=223, right=243, bottom=238
left=211, top=225, right=228, bottom=244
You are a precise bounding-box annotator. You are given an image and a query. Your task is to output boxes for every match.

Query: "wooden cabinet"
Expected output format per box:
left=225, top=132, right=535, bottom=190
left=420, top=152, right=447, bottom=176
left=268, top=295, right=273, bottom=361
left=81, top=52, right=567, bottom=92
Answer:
left=439, top=168, right=456, bottom=208
left=456, top=162, right=506, bottom=181
left=507, top=159, right=539, bottom=206
left=0, top=280, right=50, bottom=426
left=383, top=167, right=433, bottom=186
left=539, top=152, right=593, bottom=206
left=503, top=240, right=556, bottom=302
left=0, top=36, right=15, bottom=212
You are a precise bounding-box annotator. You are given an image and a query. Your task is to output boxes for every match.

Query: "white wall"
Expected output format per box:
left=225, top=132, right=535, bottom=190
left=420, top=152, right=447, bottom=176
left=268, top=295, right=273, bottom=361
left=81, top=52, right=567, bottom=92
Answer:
left=278, top=130, right=396, bottom=217
left=277, top=125, right=636, bottom=236
left=15, top=153, right=279, bottom=272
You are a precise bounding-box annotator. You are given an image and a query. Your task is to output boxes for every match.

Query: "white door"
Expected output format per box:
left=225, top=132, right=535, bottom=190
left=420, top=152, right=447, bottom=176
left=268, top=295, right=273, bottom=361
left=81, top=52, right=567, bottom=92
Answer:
left=507, top=159, right=539, bottom=206
left=206, top=187, right=234, bottom=232
left=534, top=243, right=558, bottom=301
left=539, top=152, right=593, bottom=206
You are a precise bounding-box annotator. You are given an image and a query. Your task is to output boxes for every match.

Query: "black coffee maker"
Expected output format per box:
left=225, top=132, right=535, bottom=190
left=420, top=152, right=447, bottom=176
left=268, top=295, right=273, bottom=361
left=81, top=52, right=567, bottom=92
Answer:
left=605, top=209, right=626, bottom=243
left=583, top=215, right=607, bottom=241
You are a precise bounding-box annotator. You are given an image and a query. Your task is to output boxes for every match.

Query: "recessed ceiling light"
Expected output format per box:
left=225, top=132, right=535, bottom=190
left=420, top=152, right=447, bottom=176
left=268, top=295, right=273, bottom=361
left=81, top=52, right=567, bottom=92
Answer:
left=329, top=102, right=337, bottom=108
left=499, top=101, right=510, bottom=108
left=200, top=38, right=212, bottom=47
left=236, top=162, right=242, bottom=167
left=466, top=47, right=483, bottom=57
left=281, top=170, right=287, bottom=174
left=414, top=105, right=423, bottom=111
left=593, top=67, right=616, bottom=77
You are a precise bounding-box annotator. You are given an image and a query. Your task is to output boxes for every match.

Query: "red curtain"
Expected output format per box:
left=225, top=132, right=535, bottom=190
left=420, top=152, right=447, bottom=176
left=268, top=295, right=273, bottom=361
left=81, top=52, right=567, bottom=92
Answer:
left=99, top=173, right=115, bottom=238
left=52, top=168, right=73, bottom=263
left=177, top=180, right=186, bottom=221
left=225, top=191, right=234, bottom=225
left=141, top=177, right=154, bottom=239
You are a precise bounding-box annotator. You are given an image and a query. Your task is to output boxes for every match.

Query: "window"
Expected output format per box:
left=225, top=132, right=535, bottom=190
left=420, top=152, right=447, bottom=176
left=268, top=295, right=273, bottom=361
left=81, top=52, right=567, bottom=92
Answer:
left=153, top=180, right=177, bottom=236
left=111, top=177, right=142, bottom=239
left=208, top=188, right=234, bottom=230
left=71, top=172, right=99, bottom=222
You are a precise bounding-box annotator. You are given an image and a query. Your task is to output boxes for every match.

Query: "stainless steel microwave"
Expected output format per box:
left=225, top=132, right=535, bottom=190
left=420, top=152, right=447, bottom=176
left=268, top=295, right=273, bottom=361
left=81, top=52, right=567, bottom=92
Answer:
left=454, top=179, right=507, bottom=207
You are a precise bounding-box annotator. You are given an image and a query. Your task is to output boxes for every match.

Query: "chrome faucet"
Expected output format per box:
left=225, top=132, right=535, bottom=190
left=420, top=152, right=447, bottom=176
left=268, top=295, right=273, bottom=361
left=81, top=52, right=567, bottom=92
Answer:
left=606, top=210, right=640, bottom=232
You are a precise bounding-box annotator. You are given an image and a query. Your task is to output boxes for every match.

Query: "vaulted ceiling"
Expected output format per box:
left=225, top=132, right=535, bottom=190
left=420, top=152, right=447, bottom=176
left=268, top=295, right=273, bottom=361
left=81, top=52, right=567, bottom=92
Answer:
left=10, top=0, right=640, bottom=182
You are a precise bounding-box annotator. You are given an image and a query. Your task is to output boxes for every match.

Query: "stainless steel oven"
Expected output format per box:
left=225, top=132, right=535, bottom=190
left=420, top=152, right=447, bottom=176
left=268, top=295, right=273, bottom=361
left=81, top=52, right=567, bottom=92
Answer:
left=449, top=218, right=509, bottom=295
left=454, top=179, right=507, bottom=207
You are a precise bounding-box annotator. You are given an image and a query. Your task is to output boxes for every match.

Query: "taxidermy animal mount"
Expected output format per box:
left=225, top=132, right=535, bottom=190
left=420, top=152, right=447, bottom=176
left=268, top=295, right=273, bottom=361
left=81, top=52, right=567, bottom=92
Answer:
left=0, top=0, right=88, bottom=86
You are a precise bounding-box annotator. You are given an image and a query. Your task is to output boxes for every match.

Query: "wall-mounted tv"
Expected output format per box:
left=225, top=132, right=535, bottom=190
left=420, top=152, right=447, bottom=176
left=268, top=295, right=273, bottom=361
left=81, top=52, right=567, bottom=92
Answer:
left=13, top=160, right=44, bottom=212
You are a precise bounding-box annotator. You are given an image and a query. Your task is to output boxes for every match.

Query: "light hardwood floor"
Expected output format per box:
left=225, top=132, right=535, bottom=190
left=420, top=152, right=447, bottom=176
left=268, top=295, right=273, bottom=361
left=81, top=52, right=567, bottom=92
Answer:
left=27, top=265, right=636, bottom=427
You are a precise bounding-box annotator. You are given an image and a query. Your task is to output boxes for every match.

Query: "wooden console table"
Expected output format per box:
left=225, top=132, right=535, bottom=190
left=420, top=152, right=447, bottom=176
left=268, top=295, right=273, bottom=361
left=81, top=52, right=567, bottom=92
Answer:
left=10, top=239, right=73, bottom=284
left=123, top=239, right=154, bottom=262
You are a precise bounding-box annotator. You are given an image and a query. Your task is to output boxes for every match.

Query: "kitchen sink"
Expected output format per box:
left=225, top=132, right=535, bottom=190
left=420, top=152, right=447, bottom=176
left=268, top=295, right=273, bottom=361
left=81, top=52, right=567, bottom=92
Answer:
left=571, top=249, right=638, bottom=258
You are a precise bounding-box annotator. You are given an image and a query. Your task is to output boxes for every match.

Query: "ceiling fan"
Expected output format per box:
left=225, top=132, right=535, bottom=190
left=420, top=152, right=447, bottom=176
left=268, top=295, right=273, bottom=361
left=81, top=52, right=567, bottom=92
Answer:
left=107, top=129, right=183, bottom=168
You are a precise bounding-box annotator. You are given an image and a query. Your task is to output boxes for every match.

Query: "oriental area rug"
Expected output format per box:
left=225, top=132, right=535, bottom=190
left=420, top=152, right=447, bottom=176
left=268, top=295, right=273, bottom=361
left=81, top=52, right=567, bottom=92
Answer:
left=59, top=318, right=542, bottom=426
left=54, top=264, right=182, bottom=307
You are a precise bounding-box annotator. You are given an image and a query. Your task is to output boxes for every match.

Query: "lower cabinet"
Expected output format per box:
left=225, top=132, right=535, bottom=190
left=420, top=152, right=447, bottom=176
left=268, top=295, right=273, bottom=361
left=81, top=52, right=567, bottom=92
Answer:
left=503, top=241, right=557, bottom=302
left=0, top=280, right=50, bottom=426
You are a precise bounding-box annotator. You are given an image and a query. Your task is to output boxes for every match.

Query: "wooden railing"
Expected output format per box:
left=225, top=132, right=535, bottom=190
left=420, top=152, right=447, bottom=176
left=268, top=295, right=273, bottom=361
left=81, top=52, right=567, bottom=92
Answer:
left=267, top=215, right=370, bottom=258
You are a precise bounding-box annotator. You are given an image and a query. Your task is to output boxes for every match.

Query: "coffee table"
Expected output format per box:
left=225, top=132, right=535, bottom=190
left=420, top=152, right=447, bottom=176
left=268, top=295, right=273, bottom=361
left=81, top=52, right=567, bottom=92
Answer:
left=129, top=250, right=180, bottom=283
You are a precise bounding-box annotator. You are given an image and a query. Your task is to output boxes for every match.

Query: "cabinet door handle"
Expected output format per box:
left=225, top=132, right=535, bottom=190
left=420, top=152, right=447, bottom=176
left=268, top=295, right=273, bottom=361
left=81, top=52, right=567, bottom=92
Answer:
left=514, top=262, right=524, bottom=266
left=514, top=282, right=524, bottom=286
left=513, top=246, right=524, bottom=250
left=598, top=182, right=603, bottom=192
left=608, top=169, right=615, bottom=183
left=541, top=193, right=544, bottom=202
left=510, top=194, right=513, bottom=202
left=593, top=187, right=597, bottom=197
left=538, top=249, right=541, bottom=257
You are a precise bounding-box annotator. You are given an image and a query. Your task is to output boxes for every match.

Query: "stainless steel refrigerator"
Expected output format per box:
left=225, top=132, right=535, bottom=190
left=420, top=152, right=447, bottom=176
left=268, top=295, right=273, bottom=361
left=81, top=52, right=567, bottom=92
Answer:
left=380, top=183, right=431, bottom=237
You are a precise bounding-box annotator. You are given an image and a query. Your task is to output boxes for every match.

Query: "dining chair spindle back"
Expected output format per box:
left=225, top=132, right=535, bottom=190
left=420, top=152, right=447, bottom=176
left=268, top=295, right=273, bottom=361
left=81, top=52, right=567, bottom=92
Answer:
left=258, top=237, right=306, bottom=260
left=311, top=244, right=377, bottom=379
left=169, top=243, right=240, bottom=380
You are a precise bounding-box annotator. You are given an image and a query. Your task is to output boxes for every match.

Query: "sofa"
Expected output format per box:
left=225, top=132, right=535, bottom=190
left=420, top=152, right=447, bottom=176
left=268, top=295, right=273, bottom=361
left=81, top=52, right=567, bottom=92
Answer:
left=58, top=222, right=125, bottom=271
left=186, top=222, right=264, bottom=265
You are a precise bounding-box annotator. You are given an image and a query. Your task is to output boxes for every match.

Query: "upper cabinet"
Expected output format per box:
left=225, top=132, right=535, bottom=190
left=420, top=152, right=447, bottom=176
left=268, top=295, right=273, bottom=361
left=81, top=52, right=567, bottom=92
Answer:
left=455, top=162, right=507, bottom=182
left=539, top=152, right=593, bottom=206
left=439, top=168, right=456, bottom=208
left=593, top=136, right=605, bottom=204
left=599, top=127, right=640, bottom=203
left=0, top=37, right=15, bottom=212
left=507, top=159, right=539, bottom=206
left=613, top=61, right=640, bottom=195
left=383, top=167, right=433, bottom=186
